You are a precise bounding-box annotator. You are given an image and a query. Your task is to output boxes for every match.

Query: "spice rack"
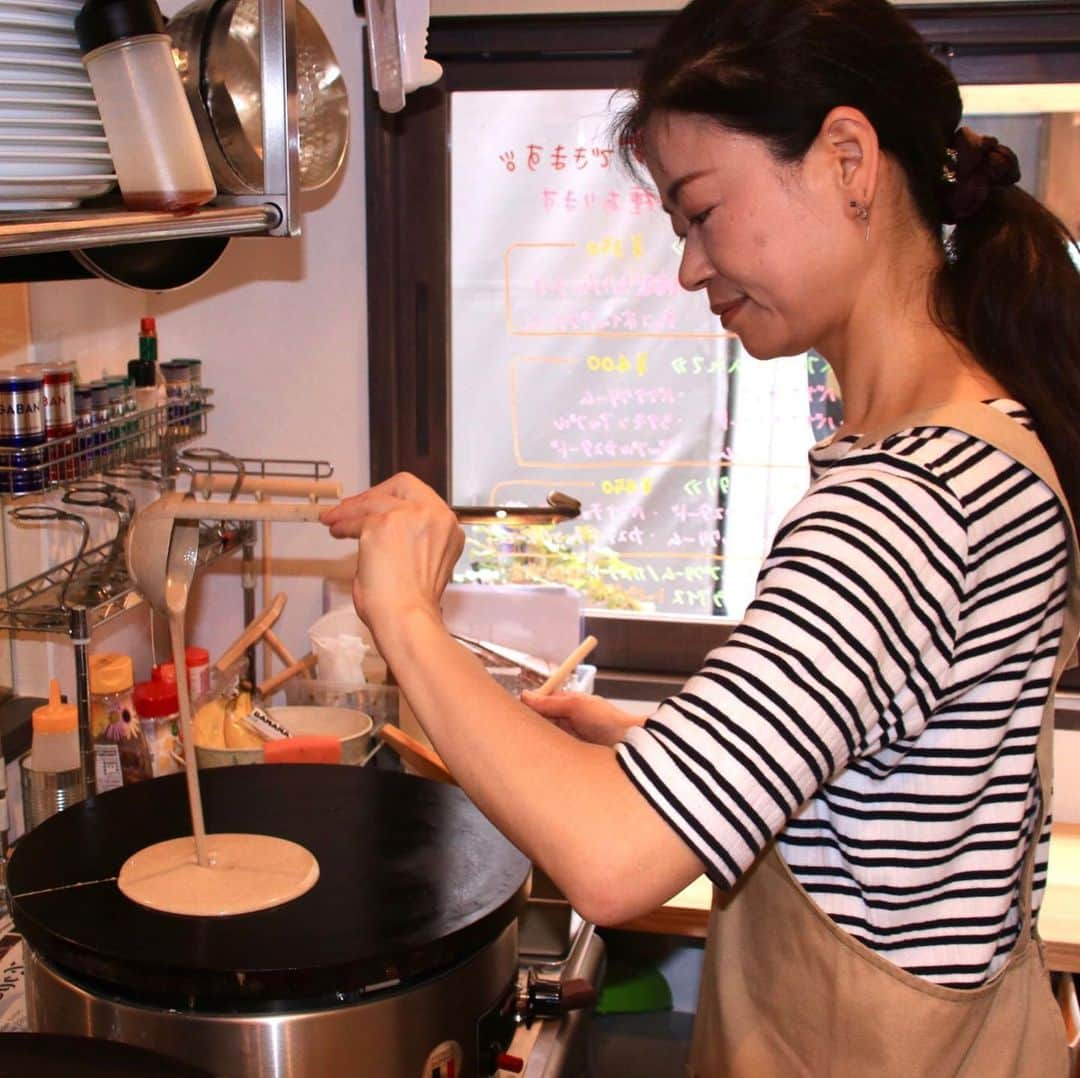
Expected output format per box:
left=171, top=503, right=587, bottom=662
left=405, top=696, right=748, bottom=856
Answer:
left=0, top=391, right=213, bottom=497
left=0, top=432, right=335, bottom=799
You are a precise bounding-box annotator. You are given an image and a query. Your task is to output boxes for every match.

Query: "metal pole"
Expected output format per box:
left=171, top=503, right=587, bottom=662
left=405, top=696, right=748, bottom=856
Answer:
left=242, top=534, right=258, bottom=685
left=71, top=606, right=96, bottom=798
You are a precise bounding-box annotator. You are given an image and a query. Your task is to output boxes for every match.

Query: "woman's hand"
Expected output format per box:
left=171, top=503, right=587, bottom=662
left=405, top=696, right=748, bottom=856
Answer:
left=521, top=690, right=645, bottom=747
left=320, top=472, right=464, bottom=644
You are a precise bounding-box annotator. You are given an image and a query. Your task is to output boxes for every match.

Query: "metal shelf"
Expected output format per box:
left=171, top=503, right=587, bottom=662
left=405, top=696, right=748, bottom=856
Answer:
left=0, top=0, right=298, bottom=259
left=0, top=207, right=280, bottom=259
left=0, top=394, right=214, bottom=498
left=0, top=522, right=253, bottom=636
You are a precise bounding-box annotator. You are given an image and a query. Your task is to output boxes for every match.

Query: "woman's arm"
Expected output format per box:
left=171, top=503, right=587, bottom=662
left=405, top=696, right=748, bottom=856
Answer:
left=322, top=475, right=703, bottom=924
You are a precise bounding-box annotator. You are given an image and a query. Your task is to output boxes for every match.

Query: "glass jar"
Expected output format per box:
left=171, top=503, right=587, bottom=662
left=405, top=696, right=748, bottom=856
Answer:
left=153, top=645, right=210, bottom=704
left=133, top=680, right=180, bottom=777
left=90, top=652, right=153, bottom=791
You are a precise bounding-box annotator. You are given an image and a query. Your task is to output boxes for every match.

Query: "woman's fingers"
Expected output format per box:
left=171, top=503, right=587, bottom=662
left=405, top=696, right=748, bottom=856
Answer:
left=521, top=691, right=644, bottom=748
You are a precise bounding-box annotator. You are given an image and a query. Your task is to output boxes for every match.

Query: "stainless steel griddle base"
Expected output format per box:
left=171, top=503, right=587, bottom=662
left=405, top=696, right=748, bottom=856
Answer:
left=25, top=923, right=518, bottom=1078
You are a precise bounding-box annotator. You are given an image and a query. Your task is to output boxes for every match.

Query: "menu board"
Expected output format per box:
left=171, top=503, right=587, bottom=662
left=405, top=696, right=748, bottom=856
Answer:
left=450, top=90, right=837, bottom=618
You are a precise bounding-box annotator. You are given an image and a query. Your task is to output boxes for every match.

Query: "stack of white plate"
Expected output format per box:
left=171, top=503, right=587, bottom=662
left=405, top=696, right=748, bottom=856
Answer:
left=0, top=0, right=116, bottom=210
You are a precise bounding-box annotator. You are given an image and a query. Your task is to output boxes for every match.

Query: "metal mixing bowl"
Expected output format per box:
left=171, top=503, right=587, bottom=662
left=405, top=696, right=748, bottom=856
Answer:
left=168, top=0, right=349, bottom=194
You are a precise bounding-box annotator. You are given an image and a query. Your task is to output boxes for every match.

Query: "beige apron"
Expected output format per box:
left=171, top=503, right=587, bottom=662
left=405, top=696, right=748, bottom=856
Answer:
left=688, top=403, right=1080, bottom=1078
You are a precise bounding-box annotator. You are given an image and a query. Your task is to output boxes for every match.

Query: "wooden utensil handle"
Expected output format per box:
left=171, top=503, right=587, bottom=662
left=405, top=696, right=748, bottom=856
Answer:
left=214, top=593, right=288, bottom=672
left=257, top=652, right=318, bottom=698
left=379, top=724, right=456, bottom=785
left=191, top=475, right=343, bottom=499
left=535, top=635, right=599, bottom=697
left=172, top=501, right=333, bottom=523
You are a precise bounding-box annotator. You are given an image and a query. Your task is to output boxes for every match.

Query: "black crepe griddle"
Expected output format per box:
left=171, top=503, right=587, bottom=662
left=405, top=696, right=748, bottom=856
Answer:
left=8, top=766, right=530, bottom=1011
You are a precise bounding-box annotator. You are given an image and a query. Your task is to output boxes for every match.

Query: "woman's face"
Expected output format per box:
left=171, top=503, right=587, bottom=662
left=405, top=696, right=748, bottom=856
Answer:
left=644, top=111, right=860, bottom=360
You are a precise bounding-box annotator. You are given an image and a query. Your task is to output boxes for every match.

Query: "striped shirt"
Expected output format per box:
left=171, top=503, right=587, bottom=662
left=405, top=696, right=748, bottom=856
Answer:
left=617, top=400, right=1070, bottom=987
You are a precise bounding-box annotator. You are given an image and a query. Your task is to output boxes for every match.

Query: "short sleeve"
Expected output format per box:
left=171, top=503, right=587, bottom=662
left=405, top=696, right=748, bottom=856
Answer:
left=615, top=466, right=967, bottom=887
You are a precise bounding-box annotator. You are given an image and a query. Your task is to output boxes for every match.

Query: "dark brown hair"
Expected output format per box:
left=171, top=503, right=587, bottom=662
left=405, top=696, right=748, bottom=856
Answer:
left=615, top=0, right=1080, bottom=525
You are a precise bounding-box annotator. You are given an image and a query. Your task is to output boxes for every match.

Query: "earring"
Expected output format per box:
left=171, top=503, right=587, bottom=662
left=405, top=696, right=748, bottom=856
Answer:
left=849, top=199, right=871, bottom=242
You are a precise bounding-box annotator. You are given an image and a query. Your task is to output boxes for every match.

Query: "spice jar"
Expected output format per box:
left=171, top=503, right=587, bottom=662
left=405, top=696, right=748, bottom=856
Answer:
left=153, top=645, right=210, bottom=703
left=133, top=680, right=180, bottom=777
left=19, top=363, right=76, bottom=483
left=90, top=653, right=153, bottom=791
left=74, top=386, right=94, bottom=477
left=0, top=368, right=46, bottom=494
left=159, top=360, right=192, bottom=437
left=74, top=0, right=215, bottom=213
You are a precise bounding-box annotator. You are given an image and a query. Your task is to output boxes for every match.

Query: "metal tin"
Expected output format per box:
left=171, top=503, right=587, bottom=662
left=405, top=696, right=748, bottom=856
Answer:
left=28, top=364, right=77, bottom=482
left=75, top=386, right=95, bottom=478
left=35, top=364, right=75, bottom=436
left=89, top=381, right=112, bottom=462
left=0, top=369, right=45, bottom=493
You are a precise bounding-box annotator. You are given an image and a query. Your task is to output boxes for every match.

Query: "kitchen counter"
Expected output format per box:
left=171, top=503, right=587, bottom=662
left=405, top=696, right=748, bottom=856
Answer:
left=619, top=822, right=1080, bottom=974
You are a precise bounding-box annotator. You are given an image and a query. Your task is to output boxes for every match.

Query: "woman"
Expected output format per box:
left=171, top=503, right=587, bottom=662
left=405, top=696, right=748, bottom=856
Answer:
left=323, top=0, right=1080, bottom=1072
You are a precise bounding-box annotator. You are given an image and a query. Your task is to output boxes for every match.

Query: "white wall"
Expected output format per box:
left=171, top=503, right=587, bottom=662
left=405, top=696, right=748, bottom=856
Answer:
left=18, top=0, right=368, bottom=696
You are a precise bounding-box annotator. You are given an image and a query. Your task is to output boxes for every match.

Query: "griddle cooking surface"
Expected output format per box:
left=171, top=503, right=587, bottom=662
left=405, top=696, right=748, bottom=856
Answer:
left=9, top=766, right=530, bottom=1008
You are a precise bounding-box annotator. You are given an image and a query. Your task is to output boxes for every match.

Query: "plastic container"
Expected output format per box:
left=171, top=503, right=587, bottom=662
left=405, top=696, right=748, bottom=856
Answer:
left=152, top=645, right=210, bottom=703
left=75, top=0, right=215, bottom=213
left=133, top=680, right=180, bottom=777
left=30, top=679, right=79, bottom=773
left=284, top=679, right=399, bottom=730
left=90, top=652, right=153, bottom=791
left=308, top=607, right=370, bottom=685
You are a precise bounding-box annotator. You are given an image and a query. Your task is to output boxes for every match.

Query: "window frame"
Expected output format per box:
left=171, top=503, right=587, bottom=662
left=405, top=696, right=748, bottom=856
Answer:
left=364, top=2, right=1080, bottom=678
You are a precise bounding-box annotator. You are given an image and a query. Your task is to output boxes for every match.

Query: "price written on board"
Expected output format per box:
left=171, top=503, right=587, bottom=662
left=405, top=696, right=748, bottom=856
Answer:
left=586, top=352, right=648, bottom=376
left=585, top=235, right=644, bottom=258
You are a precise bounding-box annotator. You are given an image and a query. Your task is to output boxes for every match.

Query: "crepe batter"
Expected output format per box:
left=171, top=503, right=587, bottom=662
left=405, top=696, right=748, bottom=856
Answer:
left=117, top=514, right=319, bottom=917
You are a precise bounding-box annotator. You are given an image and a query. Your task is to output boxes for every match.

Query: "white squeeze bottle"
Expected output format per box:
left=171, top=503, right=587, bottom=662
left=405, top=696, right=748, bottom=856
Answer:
left=75, top=0, right=215, bottom=212
left=30, top=680, right=80, bottom=773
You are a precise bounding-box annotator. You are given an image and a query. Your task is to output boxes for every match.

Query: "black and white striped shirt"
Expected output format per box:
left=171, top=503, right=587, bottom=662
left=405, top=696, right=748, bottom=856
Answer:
left=617, top=400, right=1070, bottom=987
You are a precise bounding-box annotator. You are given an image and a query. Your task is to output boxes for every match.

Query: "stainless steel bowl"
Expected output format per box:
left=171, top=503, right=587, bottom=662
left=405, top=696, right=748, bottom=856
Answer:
left=168, top=0, right=349, bottom=194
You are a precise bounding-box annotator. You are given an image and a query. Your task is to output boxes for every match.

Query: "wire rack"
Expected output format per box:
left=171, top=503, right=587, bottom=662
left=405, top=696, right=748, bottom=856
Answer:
left=0, top=522, right=254, bottom=635
left=0, top=391, right=214, bottom=499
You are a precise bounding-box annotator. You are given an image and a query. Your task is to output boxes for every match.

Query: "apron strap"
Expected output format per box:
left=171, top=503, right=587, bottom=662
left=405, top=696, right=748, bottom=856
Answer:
left=854, top=401, right=1080, bottom=936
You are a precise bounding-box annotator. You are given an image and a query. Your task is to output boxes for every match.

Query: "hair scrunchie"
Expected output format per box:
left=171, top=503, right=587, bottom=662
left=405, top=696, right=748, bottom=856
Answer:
left=940, top=126, right=1021, bottom=224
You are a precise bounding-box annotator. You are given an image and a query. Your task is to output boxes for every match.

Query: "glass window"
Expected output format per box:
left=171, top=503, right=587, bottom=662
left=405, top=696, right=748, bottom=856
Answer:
left=450, top=88, right=839, bottom=622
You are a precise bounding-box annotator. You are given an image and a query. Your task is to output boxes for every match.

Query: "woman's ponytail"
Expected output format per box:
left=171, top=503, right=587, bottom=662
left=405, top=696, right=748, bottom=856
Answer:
left=932, top=131, right=1080, bottom=524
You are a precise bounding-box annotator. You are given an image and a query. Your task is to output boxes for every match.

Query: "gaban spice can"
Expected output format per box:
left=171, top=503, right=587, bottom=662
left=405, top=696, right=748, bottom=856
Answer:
left=0, top=368, right=46, bottom=494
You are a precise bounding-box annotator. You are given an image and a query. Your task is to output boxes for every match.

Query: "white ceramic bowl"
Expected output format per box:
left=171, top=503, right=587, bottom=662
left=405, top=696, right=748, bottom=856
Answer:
left=0, top=25, right=80, bottom=48
left=0, top=176, right=114, bottom=198
left=0, top=154, right=115, bottom=177
left=0, top=52, right=85, bottom=70
left=0, top=10, right=78, bottom=31
left=194, top=705, right=375, bottom=769
left=0, top=132, right=107, bottom=146
left=0, top=100, right=101, bottom=124
left=0, top=0, right=82, bottom=12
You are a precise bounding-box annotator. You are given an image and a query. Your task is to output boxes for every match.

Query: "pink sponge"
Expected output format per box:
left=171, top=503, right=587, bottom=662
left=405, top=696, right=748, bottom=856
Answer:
left=263, top=735, right=342, bottom=765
